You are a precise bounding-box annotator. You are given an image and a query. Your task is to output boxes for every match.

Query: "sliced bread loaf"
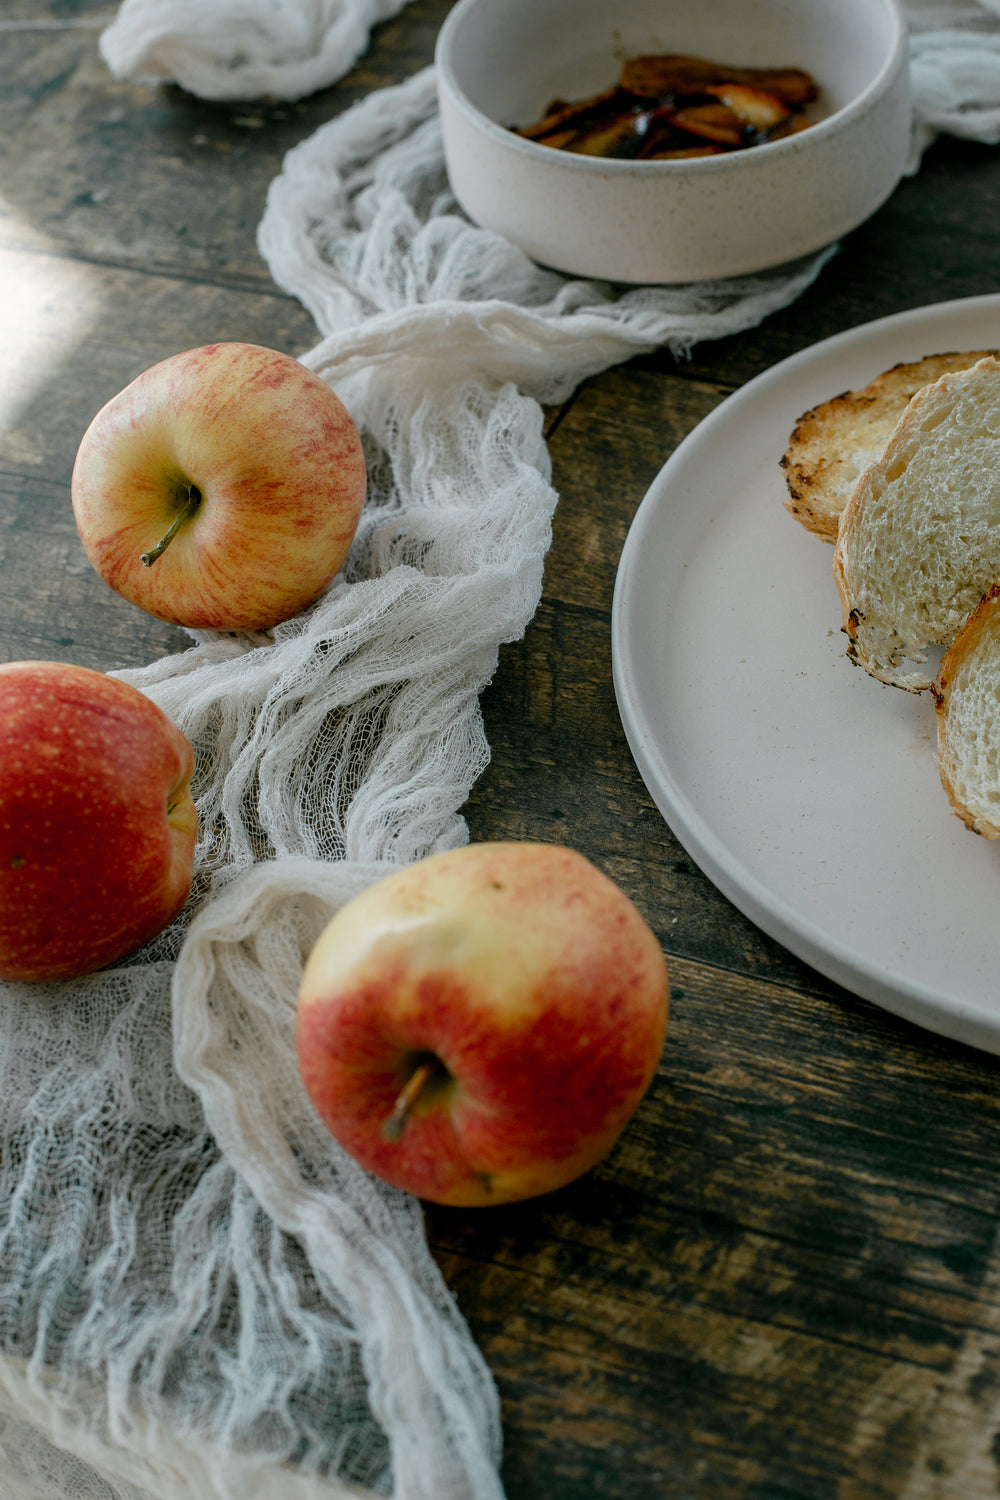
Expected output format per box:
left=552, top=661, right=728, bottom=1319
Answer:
left=933, top=582, right=1000, bottom=838
left=782, top=350, right=997, bottom=542
left=832, top=355, right=1000, bottom=692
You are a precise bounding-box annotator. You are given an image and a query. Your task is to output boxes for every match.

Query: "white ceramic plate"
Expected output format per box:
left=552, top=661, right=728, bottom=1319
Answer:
left=612, top=294, right=1000, bottom=1053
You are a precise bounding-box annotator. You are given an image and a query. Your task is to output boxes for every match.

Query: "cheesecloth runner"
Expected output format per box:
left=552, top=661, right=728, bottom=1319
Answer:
left=3, top=3, right=1000, bottom=1498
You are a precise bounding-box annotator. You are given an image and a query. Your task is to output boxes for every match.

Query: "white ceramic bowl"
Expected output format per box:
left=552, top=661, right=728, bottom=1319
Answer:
left=435, top=0, right=911, bottom=284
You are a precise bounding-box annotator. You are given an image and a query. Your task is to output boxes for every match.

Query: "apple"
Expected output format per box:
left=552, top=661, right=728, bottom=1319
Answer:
left=296, top=842, right=669, bottom=1206
left=71, top=342, right=366, bottom=631
left=0, top=661, right=197, bottom=983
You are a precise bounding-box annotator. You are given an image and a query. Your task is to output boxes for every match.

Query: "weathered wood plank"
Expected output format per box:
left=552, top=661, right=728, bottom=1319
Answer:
left=428, top=956, right=1000, bottom=1499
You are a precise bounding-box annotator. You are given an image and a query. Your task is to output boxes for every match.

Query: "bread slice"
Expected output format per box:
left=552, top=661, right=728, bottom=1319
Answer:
left=782, top=351, right=997, bottom=542
left=933, top=582, right=1000, bottom=838
left=832, top=355, right=1000, bottom=692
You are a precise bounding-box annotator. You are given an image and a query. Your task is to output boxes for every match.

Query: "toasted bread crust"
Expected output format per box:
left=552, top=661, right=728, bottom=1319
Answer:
left=934, top=582, right=1000, bottom=838
left=782, top=351, right=999, bottom=543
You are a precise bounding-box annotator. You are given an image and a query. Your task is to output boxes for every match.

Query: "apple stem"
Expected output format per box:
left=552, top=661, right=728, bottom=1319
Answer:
left=383, top=1055, right=443, bottom=1141
left=140, top=485, right=202, bottom=567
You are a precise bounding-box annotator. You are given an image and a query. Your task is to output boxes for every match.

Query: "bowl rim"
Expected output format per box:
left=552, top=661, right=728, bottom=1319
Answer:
left=435, top=0, right=909, bottom=177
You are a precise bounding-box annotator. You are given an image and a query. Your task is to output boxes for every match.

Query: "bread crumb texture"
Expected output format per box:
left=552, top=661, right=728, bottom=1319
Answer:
left=833, top=356, right=1000, bottom=692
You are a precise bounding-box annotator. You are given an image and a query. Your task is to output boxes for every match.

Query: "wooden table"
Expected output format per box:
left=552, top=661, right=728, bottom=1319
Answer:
left=6, top=4, right=1000, bottom=1497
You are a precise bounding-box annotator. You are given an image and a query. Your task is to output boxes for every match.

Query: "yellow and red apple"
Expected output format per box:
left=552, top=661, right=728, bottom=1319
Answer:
left=296, top=841, right=669, bottom=1206
left=0, top=661, right=197, bottom=982
left=71, top=342, right=366, bottom=631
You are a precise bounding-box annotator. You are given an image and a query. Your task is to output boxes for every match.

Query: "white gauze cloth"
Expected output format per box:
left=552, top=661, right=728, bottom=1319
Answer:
left=99, top=0, right=414, bottom=101
left=3, top=4, right=1000, bottom=1500
left=907, top=0, right=1000, bottom=158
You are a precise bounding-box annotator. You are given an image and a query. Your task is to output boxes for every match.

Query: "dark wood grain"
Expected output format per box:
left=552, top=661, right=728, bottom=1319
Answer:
left=6, top=4, right=1000, bottom=1498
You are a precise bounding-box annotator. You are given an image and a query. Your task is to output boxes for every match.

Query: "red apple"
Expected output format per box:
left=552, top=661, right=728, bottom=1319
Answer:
left=0, top=661, right=197, bottom=982
left=71, top=342, right=366, bottom=631
left=296, top=842, right=669, bottom=1206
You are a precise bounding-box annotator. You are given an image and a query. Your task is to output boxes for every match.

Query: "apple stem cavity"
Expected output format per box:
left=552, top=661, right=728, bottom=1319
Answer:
left=383, top=1054, right=448, bottom=1142
left=141, top=485, right=202, bottom=567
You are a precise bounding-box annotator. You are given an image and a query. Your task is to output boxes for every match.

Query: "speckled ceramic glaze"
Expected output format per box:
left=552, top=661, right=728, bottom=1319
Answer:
left=435, top=0, right=910, bottom=284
